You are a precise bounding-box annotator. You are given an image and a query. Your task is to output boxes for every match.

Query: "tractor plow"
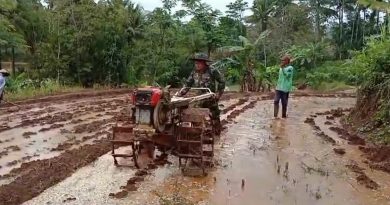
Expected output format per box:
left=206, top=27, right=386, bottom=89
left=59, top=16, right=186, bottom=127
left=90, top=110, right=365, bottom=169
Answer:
left=111, top=86, right=219, bottom=174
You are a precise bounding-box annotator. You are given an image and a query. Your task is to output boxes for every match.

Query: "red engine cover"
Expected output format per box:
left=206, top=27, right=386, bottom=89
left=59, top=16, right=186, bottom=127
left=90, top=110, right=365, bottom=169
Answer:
left=150, top=88, right=162, bottom=106
left=131, top=87, right=162, bottom=107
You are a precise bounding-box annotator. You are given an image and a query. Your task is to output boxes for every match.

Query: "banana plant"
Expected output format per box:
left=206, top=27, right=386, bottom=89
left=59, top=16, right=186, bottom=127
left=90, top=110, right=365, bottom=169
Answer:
left=216, top=30, right=271, bottom=92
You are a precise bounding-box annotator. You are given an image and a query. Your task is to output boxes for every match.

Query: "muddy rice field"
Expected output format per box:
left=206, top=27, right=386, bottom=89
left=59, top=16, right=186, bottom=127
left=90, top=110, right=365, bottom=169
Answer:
left=0, top=89, right=389, bottom=205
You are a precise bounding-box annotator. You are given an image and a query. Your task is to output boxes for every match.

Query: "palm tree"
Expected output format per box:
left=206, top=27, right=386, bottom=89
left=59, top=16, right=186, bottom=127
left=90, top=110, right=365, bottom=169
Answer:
left=249, top=0, right=278, bottom=32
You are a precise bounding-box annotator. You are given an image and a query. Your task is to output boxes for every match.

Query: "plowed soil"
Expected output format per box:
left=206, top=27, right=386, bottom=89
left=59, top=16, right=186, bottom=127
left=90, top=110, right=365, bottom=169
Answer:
left=0, top=90, right=388, bottom=205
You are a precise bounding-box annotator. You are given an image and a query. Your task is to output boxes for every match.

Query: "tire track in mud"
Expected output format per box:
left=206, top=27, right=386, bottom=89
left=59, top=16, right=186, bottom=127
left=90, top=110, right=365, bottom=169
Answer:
left=305, top=108, right=381, bottom=190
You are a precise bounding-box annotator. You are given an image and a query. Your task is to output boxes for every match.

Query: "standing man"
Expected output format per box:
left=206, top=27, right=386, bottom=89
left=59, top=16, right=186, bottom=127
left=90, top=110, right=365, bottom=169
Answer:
left=178, top=53, right=225, bottom=133
left=274, top=56, right=294, bottom=118
left=0, top=69, right=10, bottom=104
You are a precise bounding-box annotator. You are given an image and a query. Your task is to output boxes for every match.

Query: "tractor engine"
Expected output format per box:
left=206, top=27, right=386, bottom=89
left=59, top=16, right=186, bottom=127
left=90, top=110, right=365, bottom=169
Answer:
left=131, top=87, right=169, bottom=138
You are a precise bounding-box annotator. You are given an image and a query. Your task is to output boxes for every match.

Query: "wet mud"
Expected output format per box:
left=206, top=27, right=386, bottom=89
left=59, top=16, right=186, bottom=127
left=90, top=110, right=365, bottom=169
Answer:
left=346, top=162, right=379, bottom=190
left=359, top=146, right=390, bottom=173
left=333, top=148, right=346, bottom=155
left=304, top=117, right=336, bottom=145
left=0, top=142, right=112, bottom=205
left=2, top=91, right=390, bottom=205
left=0, top=91, right=256, bottom=205
left=0, top=89, right=131, bottom=109
left=22, top=131, right=37, bottom=138
left=315, top=108, right=390, bottom=175
left=329, top=127, right=366, bottom=145
left=313, top=107, right=387, bottom=191
left=125, top=97, right=389, bottom=205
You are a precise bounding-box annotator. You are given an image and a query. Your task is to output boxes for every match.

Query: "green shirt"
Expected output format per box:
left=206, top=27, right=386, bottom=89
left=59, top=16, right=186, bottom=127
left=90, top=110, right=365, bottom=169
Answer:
left=276, top=65, right=294, bottom=92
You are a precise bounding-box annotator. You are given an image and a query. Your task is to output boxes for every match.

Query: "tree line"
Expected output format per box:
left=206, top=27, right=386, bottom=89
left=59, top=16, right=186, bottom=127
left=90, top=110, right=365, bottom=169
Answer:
left=0, top=0, right=389, bottom=90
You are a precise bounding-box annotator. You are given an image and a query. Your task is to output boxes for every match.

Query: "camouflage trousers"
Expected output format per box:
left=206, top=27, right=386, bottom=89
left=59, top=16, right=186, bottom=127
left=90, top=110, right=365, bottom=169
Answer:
left=200, top=99, right=221, bottom=121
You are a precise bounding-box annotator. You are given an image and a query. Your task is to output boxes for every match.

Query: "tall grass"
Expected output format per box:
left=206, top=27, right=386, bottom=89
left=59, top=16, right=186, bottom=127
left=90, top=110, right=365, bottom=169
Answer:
left=3, top=74, right=84, bottom=102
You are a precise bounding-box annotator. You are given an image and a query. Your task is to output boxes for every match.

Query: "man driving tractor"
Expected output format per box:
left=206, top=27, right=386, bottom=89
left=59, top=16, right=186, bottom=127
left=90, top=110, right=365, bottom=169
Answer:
left=178, top=53, right=225, bottom=133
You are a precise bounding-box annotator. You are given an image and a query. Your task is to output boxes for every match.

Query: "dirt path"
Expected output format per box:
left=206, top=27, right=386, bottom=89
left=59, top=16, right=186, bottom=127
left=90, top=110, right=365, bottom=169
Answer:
left=1, top=90, right=387, bottom=205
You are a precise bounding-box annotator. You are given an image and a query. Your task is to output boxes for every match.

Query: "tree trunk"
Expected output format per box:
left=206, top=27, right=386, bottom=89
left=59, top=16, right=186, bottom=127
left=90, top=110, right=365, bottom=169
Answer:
left=387, top=12, right=389, bottom=34
left=315, top=0, right=321, bottom=42
left=355, top=9, right=360, bottom=45
left=353, top=7, right=361, bottom=47
left=338, top=0, right=344, bottom=60
left=261, top=8, right=268, bottom=33
left=369, top=10, right=377, bottom=34
left=363, top=9, right=366, bottom=45
left=207, top=45, right=212, bottom=58
left=12, top=47, right=16, bottom=76
left=376, top=10, right=380, bottom=32
left=260, top=0, right=268, bottom=32
left=57, top=15, right=61, bottom=83
left=263, top=43, right=267, bottom=67
left=350, top=5, right=356, bottom=46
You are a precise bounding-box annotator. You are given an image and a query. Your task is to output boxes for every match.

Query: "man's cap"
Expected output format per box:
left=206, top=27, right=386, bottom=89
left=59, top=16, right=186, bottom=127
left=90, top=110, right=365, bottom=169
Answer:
left=0, top=69, right=10, bottom=76
left=190, top=53, right=212, bottom=62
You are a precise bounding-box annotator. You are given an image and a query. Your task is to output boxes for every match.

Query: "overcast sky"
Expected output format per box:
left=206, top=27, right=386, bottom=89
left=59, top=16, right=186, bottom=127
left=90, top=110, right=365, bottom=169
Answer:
left=134, top=0, right=253, bottom=15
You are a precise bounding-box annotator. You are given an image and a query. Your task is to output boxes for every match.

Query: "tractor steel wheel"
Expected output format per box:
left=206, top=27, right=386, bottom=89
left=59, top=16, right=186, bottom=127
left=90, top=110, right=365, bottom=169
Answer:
left=153, top=101, right=168, bottom=133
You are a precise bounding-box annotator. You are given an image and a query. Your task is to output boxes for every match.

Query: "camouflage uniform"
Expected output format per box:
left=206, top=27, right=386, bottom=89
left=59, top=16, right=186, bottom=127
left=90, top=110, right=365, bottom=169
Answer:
left=180, top=64, right=225, bottom=120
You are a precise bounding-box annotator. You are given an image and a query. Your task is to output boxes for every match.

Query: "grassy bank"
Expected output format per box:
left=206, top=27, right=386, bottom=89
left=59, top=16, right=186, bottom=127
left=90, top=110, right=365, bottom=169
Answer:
left=2, top=75, right=117, bottom=102
left=4, top=85, right=86, bottom=102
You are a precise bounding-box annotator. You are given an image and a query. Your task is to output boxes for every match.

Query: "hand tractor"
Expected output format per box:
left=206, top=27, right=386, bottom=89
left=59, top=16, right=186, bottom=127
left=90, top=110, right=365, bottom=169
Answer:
left=111, top=86, right=218, bottom=175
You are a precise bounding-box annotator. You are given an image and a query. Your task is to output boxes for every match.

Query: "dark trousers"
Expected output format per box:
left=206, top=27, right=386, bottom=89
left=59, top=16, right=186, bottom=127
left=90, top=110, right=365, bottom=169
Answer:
left=201, top=99, right=220, bottom=120
left=274, top=90, right=289, bottom=117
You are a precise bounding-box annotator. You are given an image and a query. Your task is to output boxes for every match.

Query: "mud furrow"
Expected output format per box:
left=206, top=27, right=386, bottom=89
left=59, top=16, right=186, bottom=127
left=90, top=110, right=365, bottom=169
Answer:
left=0, top=94, right=357, bottom=205
left=0, top=97, right=261, bottom=205
left=0, top=142, right=112, bottom=205
left=318, top=108, right=390, bottom=174
left=0, top=89, right=131, bottom=110
left=308, top=108, right=381, bottom=190
left=108, top=98, right=262, bottom=199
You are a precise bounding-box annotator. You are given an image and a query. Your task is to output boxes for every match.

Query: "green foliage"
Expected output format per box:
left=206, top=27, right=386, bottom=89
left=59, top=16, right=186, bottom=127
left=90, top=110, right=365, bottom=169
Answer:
left=4, top=73, right=83, bottom=101
left=263, top=65, right=279, bottom=84
left=302, top=60, right=362, bottom=88
left=286, top=41, right=333, bottom=70
left=217, top=31, right=270, bottom=91
left=0, top=0, right=388, bottom=97
left=346, top=36, right=390, bottom=144
left=0, top=0, right=26, bottom=47
left=358, top=0, right=390, bottom=12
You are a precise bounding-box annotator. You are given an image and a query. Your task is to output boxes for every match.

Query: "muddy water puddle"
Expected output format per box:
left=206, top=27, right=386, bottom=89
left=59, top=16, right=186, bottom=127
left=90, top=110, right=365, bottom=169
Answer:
left=130, top=97, right=389, bottom=205
left=11, top=96, right=390, bottom=205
